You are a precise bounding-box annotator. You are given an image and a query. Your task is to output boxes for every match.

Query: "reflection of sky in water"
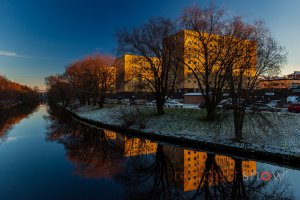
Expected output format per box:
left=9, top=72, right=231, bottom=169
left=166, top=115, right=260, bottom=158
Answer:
left=0, top=105, right=123, bottom=200
left=256, top=162, right=298, bottom=198
left=0, top=105, right=299, bottom=199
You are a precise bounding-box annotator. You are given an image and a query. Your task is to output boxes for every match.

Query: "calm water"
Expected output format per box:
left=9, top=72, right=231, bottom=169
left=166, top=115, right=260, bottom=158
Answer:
left=0, top=104, right=299, bottom=200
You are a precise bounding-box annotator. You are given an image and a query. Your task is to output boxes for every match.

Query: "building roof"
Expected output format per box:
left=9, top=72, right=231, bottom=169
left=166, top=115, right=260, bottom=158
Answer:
left=259, top=78, right=300, bottom=81
left=288, top=71, right=300, bottom=76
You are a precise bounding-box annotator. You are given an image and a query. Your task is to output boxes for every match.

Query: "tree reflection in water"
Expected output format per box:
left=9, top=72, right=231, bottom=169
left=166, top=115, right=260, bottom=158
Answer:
left=46, top=106, right=295, bottom=200
left=0, top=103, right=39, bottom=142
left=45, top=106, right=123, bottom=178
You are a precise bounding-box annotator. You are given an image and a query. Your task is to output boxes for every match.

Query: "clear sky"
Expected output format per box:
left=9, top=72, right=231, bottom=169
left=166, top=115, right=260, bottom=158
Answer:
left=0, top=0, right=299, bottom=89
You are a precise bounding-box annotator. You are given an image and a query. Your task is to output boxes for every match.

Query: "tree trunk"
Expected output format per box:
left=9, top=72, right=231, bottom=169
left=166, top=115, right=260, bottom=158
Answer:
left=231, top=159, right=246, bottom=199
left=233, top=109, right=245, bottom=141
left=156, top=100, right=165, bottom=115
left=98, top=98, right=104, bottom=109
left=206, top=105, right=216, bottom=121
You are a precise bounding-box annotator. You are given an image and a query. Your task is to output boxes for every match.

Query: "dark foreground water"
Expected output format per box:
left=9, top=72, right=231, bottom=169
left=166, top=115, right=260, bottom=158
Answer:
left=0, top=104, right=299, bottom=200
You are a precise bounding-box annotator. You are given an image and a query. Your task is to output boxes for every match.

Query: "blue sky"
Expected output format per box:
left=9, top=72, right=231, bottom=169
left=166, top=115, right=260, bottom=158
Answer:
left=0, top=0, right=299, bottom=89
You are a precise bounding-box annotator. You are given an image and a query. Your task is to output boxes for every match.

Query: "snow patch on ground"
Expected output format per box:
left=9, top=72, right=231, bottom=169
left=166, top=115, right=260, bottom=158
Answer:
left=72, top=105, right=300, bottom=156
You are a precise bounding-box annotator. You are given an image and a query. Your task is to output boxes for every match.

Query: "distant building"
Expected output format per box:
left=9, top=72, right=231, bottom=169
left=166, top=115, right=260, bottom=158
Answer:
left=258, top=78, right=300, bottom=89
left=287, top=71, right=300, bottom=79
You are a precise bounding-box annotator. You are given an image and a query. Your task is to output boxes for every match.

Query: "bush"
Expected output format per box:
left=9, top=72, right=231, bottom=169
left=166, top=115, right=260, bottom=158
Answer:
left=119, top=105, right=153, bottom=128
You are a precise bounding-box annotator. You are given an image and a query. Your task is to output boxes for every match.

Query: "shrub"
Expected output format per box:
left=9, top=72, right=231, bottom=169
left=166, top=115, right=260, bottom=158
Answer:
left=119, top=105, right=153, bottom=128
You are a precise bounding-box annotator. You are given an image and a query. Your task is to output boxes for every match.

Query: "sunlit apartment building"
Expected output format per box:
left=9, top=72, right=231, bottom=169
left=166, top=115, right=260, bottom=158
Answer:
left=167, top=30, right=256, bottom=92
left=115, top=30, right=256, bottom=93
left=115, top=54, right=159, bottom=93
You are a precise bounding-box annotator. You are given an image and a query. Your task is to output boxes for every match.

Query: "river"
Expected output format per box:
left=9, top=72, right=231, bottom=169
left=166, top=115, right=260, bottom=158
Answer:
left=0, top=104, right=299, bottom=200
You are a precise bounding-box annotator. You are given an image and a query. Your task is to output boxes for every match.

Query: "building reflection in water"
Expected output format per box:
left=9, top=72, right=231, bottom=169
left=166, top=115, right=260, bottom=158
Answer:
left=45, top=105, right=295, bottom=200
left=163, top=147, right=256, bottom=192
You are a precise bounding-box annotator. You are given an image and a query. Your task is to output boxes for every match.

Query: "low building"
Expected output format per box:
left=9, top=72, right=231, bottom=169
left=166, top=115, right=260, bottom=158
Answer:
left=183, top=93, right=205, bottom=104
left=287, top=71, right=300, bottom=79
left=258, top=78, right=300, bottom=89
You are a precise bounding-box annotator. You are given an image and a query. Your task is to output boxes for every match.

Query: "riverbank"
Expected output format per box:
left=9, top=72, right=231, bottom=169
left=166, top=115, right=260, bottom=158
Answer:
left=63, top=104, right=300, bottom=168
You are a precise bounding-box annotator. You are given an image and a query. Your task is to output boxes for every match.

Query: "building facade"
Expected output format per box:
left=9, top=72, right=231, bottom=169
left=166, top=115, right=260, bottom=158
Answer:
left=115, top=30, right=256, bottom=93
left=115, top=54, right=158, bottom=93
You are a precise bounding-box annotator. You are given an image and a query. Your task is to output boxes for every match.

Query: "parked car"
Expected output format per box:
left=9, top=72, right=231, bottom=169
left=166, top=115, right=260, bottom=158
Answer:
left=288, top=103, right=300, bottom=113
left=175, top=99, right=184, bottom=103
left=105, top=98, right=120, bottom=104
left=217, top=98, right=246, bottom=110
left=268, top=100, right=284, bottom=108
left=164, top=100, right=183, bottom=108
left=146, top=100, right=156, bottom=107
left=134, top=99, right=147, bottom=105
left=250, top=103, right=280, bottom=112
left=287, top=96, right=300, bottom=104
left=216, top=98, right=232, bottom=109
left=121, top=99, right=137, bottom=105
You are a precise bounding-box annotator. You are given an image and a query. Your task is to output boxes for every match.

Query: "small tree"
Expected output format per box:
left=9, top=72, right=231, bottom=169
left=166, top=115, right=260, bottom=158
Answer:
left=65, top=54, right=116, bottom=108
left=116, top=17, right=181, bottom=115
left=80, top=54, right=115, bottom=108
left=45, top=74, right=75, bottom=106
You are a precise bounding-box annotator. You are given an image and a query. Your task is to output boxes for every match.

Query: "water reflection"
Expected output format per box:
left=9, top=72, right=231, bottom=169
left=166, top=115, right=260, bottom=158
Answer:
left=0, top=104, right=39, bottom=142
left=45, top=106, right=295, bottom=200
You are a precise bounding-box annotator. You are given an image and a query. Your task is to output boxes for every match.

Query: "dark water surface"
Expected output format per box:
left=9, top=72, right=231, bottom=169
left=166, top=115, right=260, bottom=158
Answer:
left=0, top=104, right=299, bottom=200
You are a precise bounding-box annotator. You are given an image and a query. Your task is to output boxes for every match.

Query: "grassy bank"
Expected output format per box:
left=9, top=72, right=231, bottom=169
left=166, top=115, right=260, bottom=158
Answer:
left=71, top=104, right=300, bottom=156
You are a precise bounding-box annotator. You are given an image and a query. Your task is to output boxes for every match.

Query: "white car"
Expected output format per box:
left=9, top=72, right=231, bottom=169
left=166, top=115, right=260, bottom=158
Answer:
left=287, top=96, right=300, bottom=104
left=216, top=98, right=232, bottom=109
left=146, top=100, right=156, bottom=107
left=164, top=100, right=183, bottom=108
left=120, top=99, right=131, bottom=105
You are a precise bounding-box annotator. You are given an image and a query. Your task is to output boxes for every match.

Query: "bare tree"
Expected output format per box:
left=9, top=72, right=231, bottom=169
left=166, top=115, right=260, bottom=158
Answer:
left=180, top=5, right=231, bottom=120
left=225, top=18, right=287, bottom=140
left=116, top=17, right=181, bottom=115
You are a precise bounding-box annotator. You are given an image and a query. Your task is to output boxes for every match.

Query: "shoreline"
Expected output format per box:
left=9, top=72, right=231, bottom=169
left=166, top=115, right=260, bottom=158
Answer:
left=61, top=105, right=300, bottom=170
